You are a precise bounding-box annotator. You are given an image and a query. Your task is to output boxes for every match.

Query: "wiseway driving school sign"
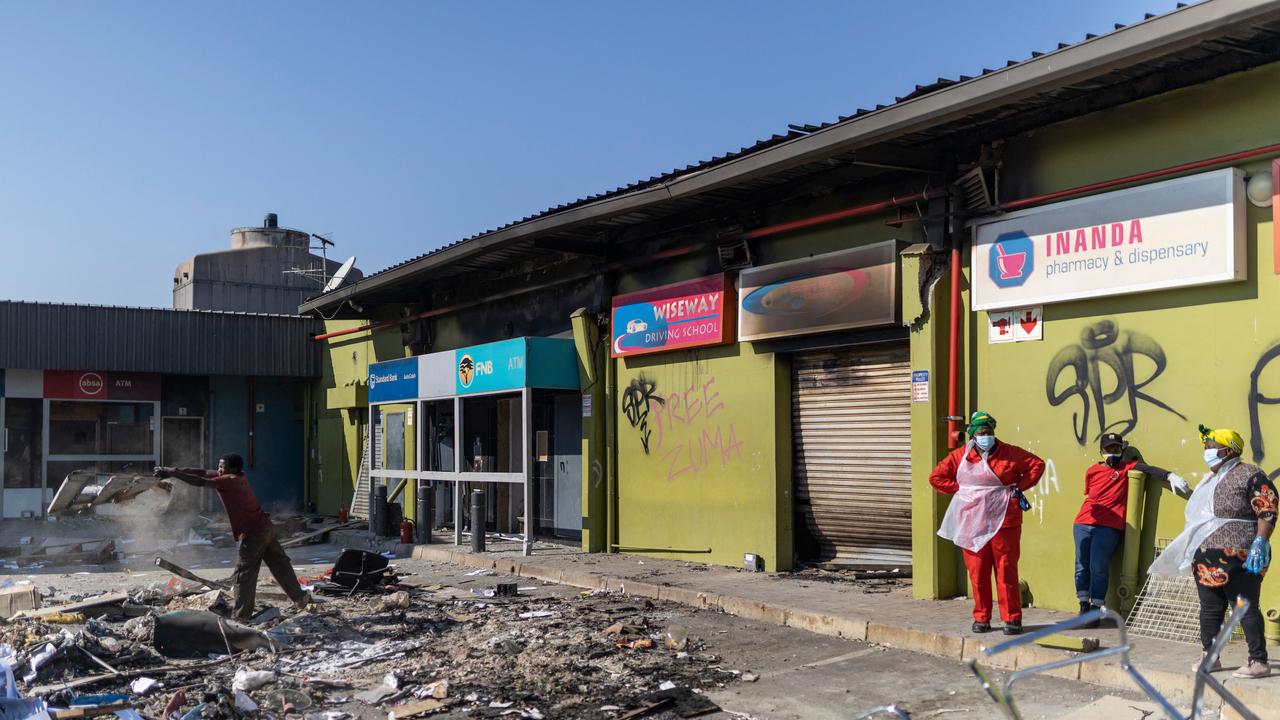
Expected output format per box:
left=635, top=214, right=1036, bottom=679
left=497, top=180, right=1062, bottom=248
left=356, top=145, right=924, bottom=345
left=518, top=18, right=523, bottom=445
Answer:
left=970, top=168, right=1246, bottom=311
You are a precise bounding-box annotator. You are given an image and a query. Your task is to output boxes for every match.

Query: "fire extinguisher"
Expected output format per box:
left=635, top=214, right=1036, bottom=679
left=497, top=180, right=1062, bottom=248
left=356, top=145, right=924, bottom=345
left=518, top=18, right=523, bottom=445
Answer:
left=338, top=506, right=349, bottom=523
left=400, top=518, right=414, bottom=545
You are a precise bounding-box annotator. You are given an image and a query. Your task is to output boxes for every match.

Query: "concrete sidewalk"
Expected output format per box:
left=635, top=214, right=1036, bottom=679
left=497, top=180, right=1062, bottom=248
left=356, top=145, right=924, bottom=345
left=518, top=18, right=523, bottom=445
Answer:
left=373, top=534, right=1280, bottom=718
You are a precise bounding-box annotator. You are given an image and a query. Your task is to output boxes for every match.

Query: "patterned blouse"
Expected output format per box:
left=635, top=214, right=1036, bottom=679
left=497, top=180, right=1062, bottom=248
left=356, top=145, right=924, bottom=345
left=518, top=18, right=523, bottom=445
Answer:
left=1193, top=460, right=1279, bottom=588
left=1199, top=461, right=1278, bottom=550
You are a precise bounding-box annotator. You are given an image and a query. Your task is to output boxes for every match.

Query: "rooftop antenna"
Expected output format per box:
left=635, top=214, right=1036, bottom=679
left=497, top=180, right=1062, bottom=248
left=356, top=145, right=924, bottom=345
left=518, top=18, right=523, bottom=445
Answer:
left=283, top=231, right=340, bottom=288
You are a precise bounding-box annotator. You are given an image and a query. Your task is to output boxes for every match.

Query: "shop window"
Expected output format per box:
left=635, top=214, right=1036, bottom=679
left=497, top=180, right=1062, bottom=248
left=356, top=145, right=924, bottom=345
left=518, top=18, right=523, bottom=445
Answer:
left=49, top=401, right=155, bottom=456
left=4, top=399, right=43, bottom=489
left=462, top=394, right=522, bottom=473
left=423, top=400, right=455, bottom=472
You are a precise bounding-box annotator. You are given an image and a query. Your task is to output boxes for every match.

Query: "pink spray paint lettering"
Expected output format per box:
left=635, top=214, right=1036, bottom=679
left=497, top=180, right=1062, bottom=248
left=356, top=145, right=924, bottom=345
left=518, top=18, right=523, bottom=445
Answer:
left=647, top=376, right=744, bottom=481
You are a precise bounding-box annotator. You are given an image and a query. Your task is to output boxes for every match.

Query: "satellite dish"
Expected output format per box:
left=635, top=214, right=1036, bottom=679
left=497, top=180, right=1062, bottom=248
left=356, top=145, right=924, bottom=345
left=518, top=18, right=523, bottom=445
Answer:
left=324, top=256, right=356, bottom=292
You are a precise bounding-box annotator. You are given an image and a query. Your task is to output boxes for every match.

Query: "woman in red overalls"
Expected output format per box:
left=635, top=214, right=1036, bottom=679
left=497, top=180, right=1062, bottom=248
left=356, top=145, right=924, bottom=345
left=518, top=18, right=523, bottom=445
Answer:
left=929, top=411, right=1045, bottom=635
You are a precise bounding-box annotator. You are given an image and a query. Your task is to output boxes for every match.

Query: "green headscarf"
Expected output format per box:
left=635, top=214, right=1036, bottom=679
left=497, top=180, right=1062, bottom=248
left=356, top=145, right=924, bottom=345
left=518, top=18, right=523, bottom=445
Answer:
left=967, top=410, right=997, bottom=436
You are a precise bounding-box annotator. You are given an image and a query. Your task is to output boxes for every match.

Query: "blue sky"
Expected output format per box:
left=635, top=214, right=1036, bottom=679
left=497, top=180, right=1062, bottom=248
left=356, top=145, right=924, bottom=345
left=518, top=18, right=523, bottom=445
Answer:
left=0, top=1, right=1179, bottom=308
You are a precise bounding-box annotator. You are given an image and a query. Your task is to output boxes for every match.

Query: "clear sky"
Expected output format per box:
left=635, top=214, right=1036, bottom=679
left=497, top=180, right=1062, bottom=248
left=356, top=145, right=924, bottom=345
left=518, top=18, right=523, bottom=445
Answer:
left=0, top=1, right=1180, bottom=308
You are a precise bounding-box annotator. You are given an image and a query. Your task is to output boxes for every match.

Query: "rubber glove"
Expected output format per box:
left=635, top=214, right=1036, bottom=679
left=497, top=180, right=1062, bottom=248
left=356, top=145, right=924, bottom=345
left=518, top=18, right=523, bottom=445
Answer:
left=1166, top=473, right=1190, bottom=495
left=1012, top=488, right=1032, bottom=511
left=1244, top=536, right=1271, bottom=575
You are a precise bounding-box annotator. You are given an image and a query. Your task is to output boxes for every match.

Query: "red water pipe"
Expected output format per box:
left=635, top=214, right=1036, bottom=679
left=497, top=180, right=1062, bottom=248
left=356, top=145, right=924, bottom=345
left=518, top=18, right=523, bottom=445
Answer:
left=742, top=189, right=946, bottom=240
left=996, top=142, right=1280, bottom=212
left=948, top=235, right=961, bottom=450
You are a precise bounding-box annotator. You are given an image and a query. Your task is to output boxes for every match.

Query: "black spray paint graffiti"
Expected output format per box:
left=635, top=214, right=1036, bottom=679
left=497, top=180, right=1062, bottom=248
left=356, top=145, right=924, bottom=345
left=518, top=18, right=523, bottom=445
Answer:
left=1045, top=319, right=1186, bottom=445
left=1248, top=344, right=1280, bottom=480
left=622, top=375, right=664, bottom=454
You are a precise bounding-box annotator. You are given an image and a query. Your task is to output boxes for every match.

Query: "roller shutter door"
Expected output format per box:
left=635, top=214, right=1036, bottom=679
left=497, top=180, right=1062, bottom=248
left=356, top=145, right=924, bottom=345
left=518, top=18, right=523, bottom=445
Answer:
left=792, top=343, right=911, bottom=566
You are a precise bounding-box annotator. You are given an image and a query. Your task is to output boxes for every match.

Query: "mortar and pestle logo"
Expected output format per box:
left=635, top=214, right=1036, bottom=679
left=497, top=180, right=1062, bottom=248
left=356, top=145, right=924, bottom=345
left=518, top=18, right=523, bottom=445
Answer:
left=987, top=231, right=1035, bottom=288
left=995, top=242, right=1028, bottom=280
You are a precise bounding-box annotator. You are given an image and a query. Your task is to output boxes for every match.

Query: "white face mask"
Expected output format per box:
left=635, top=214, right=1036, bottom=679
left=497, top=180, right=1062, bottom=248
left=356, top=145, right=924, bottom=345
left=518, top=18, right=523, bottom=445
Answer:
left=975, top=435, right=996, bottom=452
left=1204, top=448, right=1223, bottom=468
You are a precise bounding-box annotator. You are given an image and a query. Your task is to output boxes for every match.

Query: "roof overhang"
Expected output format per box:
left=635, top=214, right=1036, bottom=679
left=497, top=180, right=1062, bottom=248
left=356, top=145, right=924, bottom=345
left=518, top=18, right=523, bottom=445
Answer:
left=300, top=0, right=1280, bottom=315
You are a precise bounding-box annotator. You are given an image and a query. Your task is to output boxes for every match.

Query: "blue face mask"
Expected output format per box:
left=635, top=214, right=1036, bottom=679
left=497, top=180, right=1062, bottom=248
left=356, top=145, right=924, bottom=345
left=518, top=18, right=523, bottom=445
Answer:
left=975, top=435, right=996, bottom=452
left=1204, top=448, right=1222, bottom=468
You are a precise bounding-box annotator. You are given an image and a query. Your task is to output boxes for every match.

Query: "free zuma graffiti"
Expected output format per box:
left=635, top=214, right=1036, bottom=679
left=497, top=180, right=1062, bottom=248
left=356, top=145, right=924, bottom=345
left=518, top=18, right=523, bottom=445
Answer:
left=1045, top=319, right=1185, bottom=445
left=648, top=376, right=743, bottom=481
left=622, top=373, right=745, bottom=480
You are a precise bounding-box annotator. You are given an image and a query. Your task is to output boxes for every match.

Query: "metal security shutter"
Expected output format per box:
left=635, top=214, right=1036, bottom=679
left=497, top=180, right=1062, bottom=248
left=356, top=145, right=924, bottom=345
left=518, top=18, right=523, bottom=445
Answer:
left=793, top=343, right=911, bottom=566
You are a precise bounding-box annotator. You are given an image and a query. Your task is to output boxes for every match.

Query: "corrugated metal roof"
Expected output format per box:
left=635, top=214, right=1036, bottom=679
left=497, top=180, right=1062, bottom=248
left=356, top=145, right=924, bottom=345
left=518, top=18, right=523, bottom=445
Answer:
left=0, top=302, right=320, bottom=377
left=303, top=0, right=1280, bottom=314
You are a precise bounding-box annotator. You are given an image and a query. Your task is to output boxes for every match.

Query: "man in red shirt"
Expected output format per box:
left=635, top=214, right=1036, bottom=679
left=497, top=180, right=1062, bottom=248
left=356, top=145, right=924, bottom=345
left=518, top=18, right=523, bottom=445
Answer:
left=1073, top=432, right=1185, bottom=626
left=930, top=411, right=1044, bottom=635
left=155, top=453, right=310, bottom=619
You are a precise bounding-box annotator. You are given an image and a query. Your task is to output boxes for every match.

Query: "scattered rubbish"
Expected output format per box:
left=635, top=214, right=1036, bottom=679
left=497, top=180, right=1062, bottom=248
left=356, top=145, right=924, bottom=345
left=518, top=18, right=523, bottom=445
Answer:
left=1034, top=634, right=1101, bottom=653
left=127, top=678, right=158, bottom=696
left=372, top=591, right=411, bottom=612
left=42, top=613, right=87, bottom=625
left=153, top=611, right=275, bottom=658
left=232, top=690, right=258, bottom=712
left=658, top=681, right=677, bottom=691
left=387, top=698, right=445, bottom=719
left=231, top=668, right=275, bottom=692
left=741, top=672, right=759, bottom=683
left=616, top=638, right=655, bottom=650
left=664, top=625, right=688, bottom=651
left=0, top=584, right=42, bottom=619
left=517, top=611, right=556, bottom=620
left=464, top=569, right=493, bottom=577
left=494, top=583, right=518, bottom=597
left=419, top=680, right=449, bottom=699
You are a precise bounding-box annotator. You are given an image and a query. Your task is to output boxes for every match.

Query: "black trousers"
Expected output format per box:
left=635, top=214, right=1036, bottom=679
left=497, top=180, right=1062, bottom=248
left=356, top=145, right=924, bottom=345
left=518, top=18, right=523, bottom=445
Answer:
left=1197, top=568, right=1267, bottom=663
left=232, top=526, right=306, bottom=619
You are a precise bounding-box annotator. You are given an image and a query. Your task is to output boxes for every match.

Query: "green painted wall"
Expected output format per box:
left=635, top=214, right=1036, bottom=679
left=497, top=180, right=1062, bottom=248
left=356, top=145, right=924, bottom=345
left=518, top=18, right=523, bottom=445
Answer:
left=615, top=343, right=792, bottom=570
left=912, top=60, right=1280, bottom=613
left=311, top=319, right=413, bottom=517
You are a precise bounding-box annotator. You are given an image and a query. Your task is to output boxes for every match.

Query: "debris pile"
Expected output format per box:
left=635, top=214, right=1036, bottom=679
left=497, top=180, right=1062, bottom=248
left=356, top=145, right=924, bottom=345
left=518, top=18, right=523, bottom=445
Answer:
left=2, top=558, right=739, bottom=719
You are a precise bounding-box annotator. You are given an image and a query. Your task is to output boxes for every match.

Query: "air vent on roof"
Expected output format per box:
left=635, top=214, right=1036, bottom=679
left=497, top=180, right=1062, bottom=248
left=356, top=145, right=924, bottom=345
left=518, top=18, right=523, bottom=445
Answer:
left=955, top=167, right=993, bottom=212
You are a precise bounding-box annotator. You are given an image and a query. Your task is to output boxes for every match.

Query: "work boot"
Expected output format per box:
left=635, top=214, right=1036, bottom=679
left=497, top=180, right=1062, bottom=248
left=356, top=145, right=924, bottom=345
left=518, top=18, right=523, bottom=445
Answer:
left=972, top=621, right=992, bottom=634
left=1232, top=660, right=1271, bottom=679
left=1003, top=620, right=1023, bottom=635
left=1193, top=651, right=1223, bottom=674
left=292, top=591, right=314, bottom=613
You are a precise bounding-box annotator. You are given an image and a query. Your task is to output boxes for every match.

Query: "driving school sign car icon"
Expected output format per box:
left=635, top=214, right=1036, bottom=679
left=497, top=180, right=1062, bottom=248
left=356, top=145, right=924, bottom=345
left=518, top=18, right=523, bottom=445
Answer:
left=988, top=231, right=1034, bottom=288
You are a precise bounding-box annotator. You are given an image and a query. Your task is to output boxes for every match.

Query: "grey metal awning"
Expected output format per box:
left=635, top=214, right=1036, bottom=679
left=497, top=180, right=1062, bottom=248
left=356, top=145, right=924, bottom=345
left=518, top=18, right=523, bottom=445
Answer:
left=300, top=0, right=1280, bottom=316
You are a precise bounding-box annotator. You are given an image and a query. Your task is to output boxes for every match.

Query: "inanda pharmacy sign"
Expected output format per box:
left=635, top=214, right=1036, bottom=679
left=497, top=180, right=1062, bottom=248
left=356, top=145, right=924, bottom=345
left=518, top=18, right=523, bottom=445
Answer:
left=971, top=168, right=1246, bottom=311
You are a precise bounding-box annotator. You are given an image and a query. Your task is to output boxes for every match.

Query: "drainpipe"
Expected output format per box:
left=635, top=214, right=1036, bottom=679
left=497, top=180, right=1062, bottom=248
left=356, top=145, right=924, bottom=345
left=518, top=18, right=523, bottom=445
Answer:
left=606, top=341, right=619, bottom=553
left=947, top=194, right=963, bottom=449
left=247, top=377, right=255, bottom=470
left=1118, top=467, right=1148, bottom=614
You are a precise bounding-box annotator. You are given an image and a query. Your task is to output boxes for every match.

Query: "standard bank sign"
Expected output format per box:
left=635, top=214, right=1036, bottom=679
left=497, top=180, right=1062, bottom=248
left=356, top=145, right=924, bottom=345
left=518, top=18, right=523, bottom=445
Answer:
left=368, top=357, right=419, bottom=403
left=970, top=168, right=1246, bottom=311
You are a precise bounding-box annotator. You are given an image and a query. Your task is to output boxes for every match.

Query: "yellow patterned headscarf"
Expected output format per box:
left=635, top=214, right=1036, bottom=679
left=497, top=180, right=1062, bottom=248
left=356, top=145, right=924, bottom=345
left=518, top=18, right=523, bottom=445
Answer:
left=1198, top=425, right=1244, bottom=454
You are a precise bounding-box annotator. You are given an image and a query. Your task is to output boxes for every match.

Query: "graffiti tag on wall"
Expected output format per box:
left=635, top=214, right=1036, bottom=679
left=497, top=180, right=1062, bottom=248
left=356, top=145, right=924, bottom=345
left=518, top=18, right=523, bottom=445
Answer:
left=1045, top=319, right=1185, bottom=445
left=1249, top=344, right=1280, bottom=480
left=622, top=375, right=663, bottom=454
left=622, top=374, right=744, bottom=480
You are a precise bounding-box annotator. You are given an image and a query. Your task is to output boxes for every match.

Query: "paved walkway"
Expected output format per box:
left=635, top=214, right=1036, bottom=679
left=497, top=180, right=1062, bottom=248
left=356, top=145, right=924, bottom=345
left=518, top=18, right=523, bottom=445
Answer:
left=332, top=531, right=1280, bottom=718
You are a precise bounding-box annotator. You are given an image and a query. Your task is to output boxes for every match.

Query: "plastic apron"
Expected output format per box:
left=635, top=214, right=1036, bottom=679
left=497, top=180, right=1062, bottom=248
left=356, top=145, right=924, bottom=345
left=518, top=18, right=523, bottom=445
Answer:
left=1147, top=458, right=1245, bottom=577
left=937, top=442, right=1014, bottom=553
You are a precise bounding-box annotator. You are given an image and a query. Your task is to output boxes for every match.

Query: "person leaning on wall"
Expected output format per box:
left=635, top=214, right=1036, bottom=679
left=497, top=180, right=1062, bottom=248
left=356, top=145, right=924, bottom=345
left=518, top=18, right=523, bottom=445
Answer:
left=1071, top=432, right=1188, bottom=627
left=1148, top=425, right=1276, bottom=679
left=929, top=411, right=1045, bottom=635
